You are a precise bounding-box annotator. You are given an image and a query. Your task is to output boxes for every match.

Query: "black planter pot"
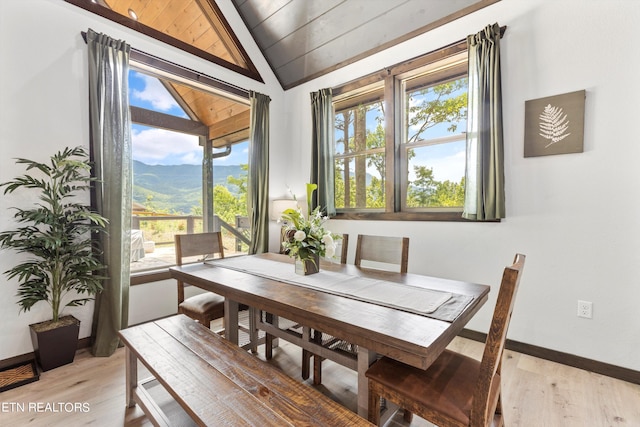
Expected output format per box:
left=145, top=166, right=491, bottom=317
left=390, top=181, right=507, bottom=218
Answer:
left=29, top=315, right=80, bottom=371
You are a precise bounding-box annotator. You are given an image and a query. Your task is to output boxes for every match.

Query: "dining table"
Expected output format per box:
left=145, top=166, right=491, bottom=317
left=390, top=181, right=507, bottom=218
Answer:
left=169, top=252, right=490, bottom=418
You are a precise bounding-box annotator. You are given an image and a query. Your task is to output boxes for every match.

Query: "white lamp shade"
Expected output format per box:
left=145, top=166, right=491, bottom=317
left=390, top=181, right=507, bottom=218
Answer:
left=270, top=199, right=298, bottom=221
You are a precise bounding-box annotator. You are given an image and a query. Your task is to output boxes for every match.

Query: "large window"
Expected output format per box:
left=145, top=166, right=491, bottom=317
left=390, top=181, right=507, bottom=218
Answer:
left=128, top=64, right=251, bottom=274
left=333, top=49, right=469, bottom=221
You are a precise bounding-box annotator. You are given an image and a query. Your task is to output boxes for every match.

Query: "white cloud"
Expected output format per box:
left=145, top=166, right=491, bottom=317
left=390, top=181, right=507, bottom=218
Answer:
left=408, top=149, right=466, bottom=183
left=131, top=73, right=179, bottom=112
left=132, top=128, right=201, bottom=165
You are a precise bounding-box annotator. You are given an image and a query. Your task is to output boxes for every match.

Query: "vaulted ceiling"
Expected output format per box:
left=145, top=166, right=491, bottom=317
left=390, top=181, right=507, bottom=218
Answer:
left=231, top=0, right=500, bottom=89
left=66, top=0, right=499, bottom=142
left=70, top=0, right=499, bottom=90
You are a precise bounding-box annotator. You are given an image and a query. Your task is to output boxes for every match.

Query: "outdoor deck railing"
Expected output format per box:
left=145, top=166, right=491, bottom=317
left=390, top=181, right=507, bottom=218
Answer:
left=131, top=214, right=251, bottom=249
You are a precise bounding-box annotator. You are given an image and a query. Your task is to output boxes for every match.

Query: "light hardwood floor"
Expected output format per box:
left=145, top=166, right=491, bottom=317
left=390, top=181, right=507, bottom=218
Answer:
left=1, top=336, right=639, bottom=426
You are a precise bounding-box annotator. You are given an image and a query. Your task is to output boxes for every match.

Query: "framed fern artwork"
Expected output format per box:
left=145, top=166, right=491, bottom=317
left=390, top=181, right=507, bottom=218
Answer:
left=524, top=90, right=585, bottom=157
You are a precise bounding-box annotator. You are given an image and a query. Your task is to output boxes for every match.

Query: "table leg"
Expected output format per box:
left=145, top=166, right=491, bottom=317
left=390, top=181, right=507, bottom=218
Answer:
left=357, top=347, right=377, bottom=417
left=301, top=326, right=311, bottom=380
left=125, top=347, right=137, bottom=408
left=224, top=299, right=240, bottom=345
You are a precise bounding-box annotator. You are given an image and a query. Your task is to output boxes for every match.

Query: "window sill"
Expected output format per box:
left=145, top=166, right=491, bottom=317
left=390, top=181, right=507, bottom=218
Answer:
left=130, top=268, right=173, bottom=286
left=332, top=211, right=500, bottom=222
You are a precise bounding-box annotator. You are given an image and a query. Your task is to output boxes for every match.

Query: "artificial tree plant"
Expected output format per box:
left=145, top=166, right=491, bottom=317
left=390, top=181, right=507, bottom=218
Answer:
left=0, top=146, right=108, bottom=369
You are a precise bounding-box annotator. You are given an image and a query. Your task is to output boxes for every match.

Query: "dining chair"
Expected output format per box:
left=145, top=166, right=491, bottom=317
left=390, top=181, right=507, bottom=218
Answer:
left=355, top=234, right=409, bottom=273
left=365, top=253, right=526, bottom=427
left=306, top=234, right=409, bottom=385
left=175, top=232, right=226, bottom=329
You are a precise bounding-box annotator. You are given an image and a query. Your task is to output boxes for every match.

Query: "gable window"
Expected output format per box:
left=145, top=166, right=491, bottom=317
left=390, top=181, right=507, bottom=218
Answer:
left=65, top=0, right=262, bottom=82
left=332, top=48, right=470, bottom=221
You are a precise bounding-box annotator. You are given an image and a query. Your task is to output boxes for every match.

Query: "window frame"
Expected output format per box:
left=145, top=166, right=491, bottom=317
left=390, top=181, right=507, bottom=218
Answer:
left=399, top=58, right=468, bottom=212
left=331, top=40, right=475, bottom=222
left=333, top=82, right=387, bottom=212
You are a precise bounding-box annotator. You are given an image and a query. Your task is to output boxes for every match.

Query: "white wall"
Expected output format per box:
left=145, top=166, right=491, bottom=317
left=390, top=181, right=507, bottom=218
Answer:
left=281, top=0, right=640, bottom=371
left=0, top=0, right=285, bottom=360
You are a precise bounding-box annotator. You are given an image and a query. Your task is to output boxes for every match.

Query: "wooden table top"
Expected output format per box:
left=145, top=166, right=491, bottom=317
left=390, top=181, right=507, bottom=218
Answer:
left=170, top=253, right=490, bottom=370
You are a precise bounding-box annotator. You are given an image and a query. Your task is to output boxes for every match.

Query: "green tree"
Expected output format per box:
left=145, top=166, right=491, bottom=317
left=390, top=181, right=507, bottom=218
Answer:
left=366, top=176, right=385, bottom=208
left=212, top=164, right=248, bottom=225
left=406, top=79, right=467, bottom=142
left=227, top=164, right=248, bottom=197
left=213, top=185, right=242, bottom=225
left=432, top=177, right=465, bottom=207
left=407, top=166, right=465, bottom=207
left=407, top=166, right=438, bottom=207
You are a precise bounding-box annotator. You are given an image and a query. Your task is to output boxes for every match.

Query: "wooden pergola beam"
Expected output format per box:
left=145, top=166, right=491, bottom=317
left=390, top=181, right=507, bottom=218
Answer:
left=130, top=106, right=208, bottom=137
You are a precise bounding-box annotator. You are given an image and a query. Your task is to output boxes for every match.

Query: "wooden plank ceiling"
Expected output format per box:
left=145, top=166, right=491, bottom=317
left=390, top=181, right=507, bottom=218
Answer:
left=232, top=0, right=500, bottom=89
left=98, top=0, right=253, bottom=146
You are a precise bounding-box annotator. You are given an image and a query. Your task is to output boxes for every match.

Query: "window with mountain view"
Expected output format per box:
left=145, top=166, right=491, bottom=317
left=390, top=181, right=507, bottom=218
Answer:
left=128, top=67, right=251, bottom=274
left=332, top=50, right=468, bottom=220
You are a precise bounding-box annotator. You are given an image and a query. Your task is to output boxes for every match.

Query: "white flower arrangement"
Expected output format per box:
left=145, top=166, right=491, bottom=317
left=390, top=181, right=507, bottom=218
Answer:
left=280, top=183, right=340, bottom=262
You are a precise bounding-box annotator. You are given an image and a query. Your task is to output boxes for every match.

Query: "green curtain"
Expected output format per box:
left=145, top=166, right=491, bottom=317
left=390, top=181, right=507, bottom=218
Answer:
left=310, top=88, right=335, bottom=215
left=87, top=29, right=132, bottom=356
left=463, top=23, right=505, bottom=220
left=248, top=91, right=270, bottom=254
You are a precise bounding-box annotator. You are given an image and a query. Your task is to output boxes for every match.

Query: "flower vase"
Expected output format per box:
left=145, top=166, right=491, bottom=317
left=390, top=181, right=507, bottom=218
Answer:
left=295, top=253, right=320, bottom=275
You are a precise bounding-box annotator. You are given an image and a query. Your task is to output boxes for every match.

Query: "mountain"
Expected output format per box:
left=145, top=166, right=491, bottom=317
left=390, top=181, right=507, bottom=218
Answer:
left=132, top=160, right=246, bottom=214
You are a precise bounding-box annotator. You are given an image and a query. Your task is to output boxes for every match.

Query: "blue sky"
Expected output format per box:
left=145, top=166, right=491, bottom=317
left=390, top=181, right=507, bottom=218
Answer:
left=128, top=70, right=464, bottom=182
left=128, top=71, right=248, bottom=166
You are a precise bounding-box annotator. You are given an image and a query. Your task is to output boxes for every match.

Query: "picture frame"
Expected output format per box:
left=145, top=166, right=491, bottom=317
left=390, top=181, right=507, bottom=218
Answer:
left=524, top=90, right=586, bottom=157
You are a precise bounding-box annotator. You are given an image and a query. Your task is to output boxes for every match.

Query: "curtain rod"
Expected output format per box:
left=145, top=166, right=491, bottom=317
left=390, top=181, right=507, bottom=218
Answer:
left=81, top=31, right=250, bottom=100
left=404, top=24, right=507, bottom=67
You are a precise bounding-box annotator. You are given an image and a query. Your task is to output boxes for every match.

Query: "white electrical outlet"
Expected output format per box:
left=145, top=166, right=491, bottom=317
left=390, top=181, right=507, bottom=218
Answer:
left=577, top=300, right=593, bottom=319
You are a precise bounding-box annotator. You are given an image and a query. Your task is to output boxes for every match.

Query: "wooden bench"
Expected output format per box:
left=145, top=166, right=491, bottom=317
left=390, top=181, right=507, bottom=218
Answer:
left=118, top=315, right=372, bottom=426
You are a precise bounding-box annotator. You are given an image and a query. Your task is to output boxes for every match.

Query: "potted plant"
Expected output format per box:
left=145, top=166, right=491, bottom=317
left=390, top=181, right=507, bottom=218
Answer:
left=0, top=146, right=108, bottom=371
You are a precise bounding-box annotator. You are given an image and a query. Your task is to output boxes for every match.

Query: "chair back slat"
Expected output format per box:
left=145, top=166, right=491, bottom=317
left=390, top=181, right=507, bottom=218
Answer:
left=471, top=253, right=525, bottom=426
left=340, top=234, right=349, bottom=264
left=174, top=232, right=225, bottom=304
left=354, top=234, right=409, bottom=273
left=175, top=232, right=225, bottom=266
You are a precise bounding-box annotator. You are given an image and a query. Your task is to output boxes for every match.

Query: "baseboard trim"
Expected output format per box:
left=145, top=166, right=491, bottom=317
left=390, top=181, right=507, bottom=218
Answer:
left=459, top=329, right=640, bottom=386
left=0, top=336, right=92, bottom=371
left=4, top=328, right=638, bottom=386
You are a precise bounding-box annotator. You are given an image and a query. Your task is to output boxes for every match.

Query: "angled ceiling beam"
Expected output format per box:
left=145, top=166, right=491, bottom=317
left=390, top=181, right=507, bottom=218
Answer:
left=130, top=106, right=208, bottom=137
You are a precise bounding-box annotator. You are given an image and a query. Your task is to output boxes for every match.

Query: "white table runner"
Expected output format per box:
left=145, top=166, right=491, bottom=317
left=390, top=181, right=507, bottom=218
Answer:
left=209, top=256, right=473, bottom=321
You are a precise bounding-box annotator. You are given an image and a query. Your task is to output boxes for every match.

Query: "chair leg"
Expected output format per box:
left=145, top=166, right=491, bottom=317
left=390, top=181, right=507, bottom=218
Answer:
left=313, top=354, right=322, bottom=385
left=403, top=409, right=413, bottom=423
left=494, top=393, right=504, bottom=427
left=248, top=307, right=258, bottom=353
left=302, top=349, right=311, bottom=380
left=265, top=333, right=274, bottom=359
